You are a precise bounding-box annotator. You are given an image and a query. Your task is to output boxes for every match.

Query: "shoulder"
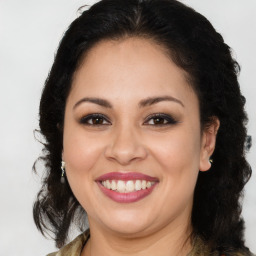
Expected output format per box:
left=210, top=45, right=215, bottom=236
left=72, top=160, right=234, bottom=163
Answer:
left=46, top=230, right=90, bottom=256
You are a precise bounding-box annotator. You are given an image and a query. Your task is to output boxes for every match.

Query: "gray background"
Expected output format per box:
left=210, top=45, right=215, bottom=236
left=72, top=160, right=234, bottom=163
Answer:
left=0, top=0, right=255, bottom=255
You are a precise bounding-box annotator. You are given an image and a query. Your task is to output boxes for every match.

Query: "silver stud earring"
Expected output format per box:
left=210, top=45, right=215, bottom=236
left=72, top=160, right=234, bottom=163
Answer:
left=61, top=161, right=65, bottom=184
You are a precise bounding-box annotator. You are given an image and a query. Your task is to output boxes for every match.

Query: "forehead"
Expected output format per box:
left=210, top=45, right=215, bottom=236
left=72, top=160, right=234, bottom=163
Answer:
left=70, top=37, right=198, bottom=107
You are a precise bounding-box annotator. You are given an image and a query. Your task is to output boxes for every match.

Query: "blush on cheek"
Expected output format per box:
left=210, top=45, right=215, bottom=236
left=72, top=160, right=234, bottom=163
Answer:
left=64, top=135, right=105, bottom=181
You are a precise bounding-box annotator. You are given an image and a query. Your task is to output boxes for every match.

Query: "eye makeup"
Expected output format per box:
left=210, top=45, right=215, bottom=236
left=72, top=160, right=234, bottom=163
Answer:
left=79, top=113, right=111, bottom=126
left=143, top=113, right=179, bottom=126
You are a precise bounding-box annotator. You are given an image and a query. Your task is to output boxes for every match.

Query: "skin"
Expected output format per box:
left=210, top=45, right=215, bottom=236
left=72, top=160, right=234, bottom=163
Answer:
left=63, top=37, right=219, bottom=256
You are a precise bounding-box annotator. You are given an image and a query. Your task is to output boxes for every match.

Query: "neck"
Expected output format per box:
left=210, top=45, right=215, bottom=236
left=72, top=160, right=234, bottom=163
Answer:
left=82, top=218, right=192, bottom=256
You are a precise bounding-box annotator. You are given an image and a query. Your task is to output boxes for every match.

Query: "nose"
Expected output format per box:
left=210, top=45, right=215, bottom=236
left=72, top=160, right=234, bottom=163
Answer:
left=104, top=126, right=148, bottom=166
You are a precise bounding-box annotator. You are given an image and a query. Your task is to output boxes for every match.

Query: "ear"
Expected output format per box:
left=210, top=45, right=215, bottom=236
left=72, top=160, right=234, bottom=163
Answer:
left=199, top=117, right=220, bottom=172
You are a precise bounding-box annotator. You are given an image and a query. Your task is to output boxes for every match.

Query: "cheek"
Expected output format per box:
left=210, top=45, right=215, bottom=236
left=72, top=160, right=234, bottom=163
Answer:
left=63, top=125, right=106, bottom=183
left=151, top=127, right=202, bottom=172
left=150, top=126, right=201, bottom=197
left=62, top=128, right=106, bottom=212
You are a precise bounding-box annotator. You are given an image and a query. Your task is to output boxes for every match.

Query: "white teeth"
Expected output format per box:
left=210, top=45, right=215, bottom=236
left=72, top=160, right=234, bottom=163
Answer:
left=146, top=181, right=151, bottom=188
left=126, top=180, right=135, bottom=192
left=117, top=180, right=126, bottom=193
left=111, top=180, right=117, bottom=190
left=106, top=180, right=111, bottom=189
left=101, top=179, right=155, bottom=192
left=135, top=180, right=142, bottom=191
left=142, top=180, right=147, bottom=189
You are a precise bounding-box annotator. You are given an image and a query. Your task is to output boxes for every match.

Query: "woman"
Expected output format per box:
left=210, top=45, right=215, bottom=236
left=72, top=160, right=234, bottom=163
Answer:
left=33, top=0, right=253, bottom=255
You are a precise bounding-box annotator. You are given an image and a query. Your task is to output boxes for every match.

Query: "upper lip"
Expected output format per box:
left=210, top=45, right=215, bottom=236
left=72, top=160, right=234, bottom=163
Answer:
left=95, top=172, right=159, bottom=182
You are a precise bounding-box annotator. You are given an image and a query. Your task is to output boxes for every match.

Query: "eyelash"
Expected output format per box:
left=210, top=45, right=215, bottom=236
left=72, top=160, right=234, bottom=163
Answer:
left=79, top=113, right=178, bottom=126
left=80, top=113, right=110, bottom=125
left=144, top=113, right=178, bottom=126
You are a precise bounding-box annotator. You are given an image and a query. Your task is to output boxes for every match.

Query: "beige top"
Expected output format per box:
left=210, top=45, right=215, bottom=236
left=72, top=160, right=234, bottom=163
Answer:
left=47, top=230, right=252, bottom=256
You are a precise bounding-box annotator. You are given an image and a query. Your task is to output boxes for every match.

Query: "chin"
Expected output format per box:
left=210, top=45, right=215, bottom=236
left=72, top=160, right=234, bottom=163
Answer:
left=98, top=210, right=155, bottom=237
left=107, top=223, right=152, bottom=238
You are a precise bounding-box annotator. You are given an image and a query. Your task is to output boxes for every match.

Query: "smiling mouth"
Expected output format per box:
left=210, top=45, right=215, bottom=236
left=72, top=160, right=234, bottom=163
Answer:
left=101, top=179, right=156, bottom=193
left=95, top=172, right=158, bottom=203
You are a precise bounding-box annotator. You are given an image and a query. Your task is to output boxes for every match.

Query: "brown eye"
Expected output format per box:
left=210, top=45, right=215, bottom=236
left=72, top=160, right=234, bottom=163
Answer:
left=80, top=114, right=111, bottom=125
left=91, top=117, right=104, bottom=125
left=144, top=113, right=178, bottom=126
left=151, top=117, right=167, bottom=125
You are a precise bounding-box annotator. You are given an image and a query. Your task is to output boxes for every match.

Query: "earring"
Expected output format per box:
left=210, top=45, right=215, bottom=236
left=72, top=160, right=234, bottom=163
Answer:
left=209, top=158, right=213, bottom=164
left=61, top=161, right=65, bottom=184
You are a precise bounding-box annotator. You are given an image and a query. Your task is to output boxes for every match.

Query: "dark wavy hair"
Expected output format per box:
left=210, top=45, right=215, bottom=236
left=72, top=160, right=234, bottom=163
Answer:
left=33, top=0, right=252, bottom=252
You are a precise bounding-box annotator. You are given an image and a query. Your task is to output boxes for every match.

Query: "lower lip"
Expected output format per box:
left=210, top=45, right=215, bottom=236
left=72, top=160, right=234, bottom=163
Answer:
left=97, top=182, right=157, bottom=203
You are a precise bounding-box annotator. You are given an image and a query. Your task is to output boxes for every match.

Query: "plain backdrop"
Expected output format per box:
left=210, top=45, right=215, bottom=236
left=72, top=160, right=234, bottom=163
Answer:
left=0, top=0, right=255, bottom=255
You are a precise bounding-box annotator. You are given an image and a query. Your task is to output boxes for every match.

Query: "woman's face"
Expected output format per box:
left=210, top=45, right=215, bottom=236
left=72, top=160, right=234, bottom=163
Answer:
left=63, top=38, right=215, bottom=237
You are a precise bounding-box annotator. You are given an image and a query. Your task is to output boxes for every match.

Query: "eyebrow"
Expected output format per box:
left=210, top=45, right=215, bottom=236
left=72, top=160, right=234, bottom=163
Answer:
left=139, top=96, right=184, bottom=108
left=73, top=95, right=184, bottom=109
left=73, top=97, right=113, bottom=109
